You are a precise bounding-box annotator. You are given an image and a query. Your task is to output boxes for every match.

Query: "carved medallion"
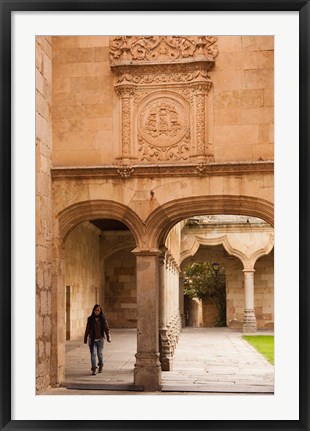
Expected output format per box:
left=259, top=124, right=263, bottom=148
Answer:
left=138, top=97, right=189, bottom=148
left=110, top=36, right=218, bottom=163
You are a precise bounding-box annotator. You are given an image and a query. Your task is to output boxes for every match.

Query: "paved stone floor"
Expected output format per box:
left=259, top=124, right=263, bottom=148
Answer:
left=44, top=327, right=274, bottom=395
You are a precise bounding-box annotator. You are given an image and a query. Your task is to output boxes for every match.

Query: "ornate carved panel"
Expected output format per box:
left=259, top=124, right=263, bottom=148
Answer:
left=110, top=36, right=218, bottom=65
left=110, top=36, right=218, bottom=164
left=136, top=92, right=190, bottom=162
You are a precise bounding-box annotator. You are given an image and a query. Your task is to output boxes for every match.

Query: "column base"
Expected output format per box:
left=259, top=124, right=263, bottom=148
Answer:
left=134, top=353, right=162, bottom=392
left=243, top=309, right=257, bottom=334
left=161, top=357, right=173, bottom=371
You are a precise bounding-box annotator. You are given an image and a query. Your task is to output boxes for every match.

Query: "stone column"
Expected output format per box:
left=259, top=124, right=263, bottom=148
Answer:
left=192, top=82, right=212, bottom=161
left=158, top=248, right=167, bottom=329
left=243, top=269, right=257, bottom=333
left=115, top=85, right=135, bottom=164
left=132, top=248, right=162, bottom=391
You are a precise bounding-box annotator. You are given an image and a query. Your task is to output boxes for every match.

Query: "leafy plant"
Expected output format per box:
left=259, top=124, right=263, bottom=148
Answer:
left=183, top=261, right=226, bottom=327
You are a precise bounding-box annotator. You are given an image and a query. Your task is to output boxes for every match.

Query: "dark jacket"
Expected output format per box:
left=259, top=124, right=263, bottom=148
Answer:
left=84, top=314, right=111, bottom=344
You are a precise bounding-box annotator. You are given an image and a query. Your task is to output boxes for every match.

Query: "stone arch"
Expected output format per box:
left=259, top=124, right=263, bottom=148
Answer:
left=57, top=199, right=145, bottom=248
left=180, top=233, right=274, bottom=268
left=145, top=195, right=274, bottom=249
left=101, top=243, right=136, bottom=262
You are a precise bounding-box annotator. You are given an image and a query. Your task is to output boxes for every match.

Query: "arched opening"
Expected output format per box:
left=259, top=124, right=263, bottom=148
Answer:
left=158, top=212, right=274, bottom=391
left=54, top=200, right=145, bottom=388
left=63, top=218, right=138, bottom=386
left=182, top=257, right=227, bottom=328
left=53, top=197, right=274, bottom=392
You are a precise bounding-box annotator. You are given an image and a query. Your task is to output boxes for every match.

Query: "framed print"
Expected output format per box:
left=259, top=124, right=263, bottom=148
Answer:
left=1, top=1, right=309, bottom=430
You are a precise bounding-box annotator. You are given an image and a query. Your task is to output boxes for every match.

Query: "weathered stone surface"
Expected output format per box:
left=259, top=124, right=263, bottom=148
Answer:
left=36, top=35, right=274, bottom=394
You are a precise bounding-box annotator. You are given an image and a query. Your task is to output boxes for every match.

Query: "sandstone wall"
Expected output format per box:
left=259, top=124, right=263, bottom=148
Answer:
left=51, top=36, right=114, bottom=166
left=36, top=36, right=53, bottom=392
left=51, top=36, right=273, bottom=167
left=65, top=222, right=101, bottom=339
left=213, top=36, right=274, bottom=162
left=104, top=249, right=137, bottom=328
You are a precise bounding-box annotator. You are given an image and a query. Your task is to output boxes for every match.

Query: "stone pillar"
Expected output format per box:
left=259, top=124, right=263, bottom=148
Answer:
left=159, top=249, right=167, bottom=329
left=243, top=269, right=257, bottom=333
left=132, top=248, right=162, bottom=391
left=192, top=81, right=212, bottom=161
left=115, top=85, right=135, bottom=164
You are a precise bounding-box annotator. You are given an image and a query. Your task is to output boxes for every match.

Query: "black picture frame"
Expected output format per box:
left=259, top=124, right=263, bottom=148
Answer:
left=1, top=1, right=309, bottom=430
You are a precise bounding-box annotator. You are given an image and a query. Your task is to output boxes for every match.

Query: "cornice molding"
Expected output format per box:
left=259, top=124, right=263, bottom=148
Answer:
left=109, top=36, right=218, bottom=67
left=51, top=161, right=274, bottom=180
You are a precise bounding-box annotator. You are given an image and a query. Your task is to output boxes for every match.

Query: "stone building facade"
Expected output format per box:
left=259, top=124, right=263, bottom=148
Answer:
left=36, top=35, right=274, bottom=393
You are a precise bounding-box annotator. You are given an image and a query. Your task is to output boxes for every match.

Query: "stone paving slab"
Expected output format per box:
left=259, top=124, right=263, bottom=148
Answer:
left=161, top=385, right=274, bottom=393
left=63, top=327, right=274, bottom=394
left=64, top=382, right=144, bottom=391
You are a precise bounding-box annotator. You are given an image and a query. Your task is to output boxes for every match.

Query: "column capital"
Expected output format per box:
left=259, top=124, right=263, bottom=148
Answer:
left=115, top=83, right=136, bottom=98
left=131, top=247, right=162, bottom=257
left=242, top=268, right=255, bottom=273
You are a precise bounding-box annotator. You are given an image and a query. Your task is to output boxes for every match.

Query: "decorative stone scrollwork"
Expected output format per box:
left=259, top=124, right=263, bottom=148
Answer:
left=117, top=165, right=134, bottom=178
left=115, top=85, right=136, bottom=160
left=110, top=36, right=218, bottom=164
left=195, top=162, right=210, bottom=176
left=116, top=67, right=212, bottom=86
left=110, top=36, right=218, bottom=65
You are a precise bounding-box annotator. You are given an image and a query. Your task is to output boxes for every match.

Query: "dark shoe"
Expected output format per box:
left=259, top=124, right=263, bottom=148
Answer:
left=91, top=367, right=97, bottom=375
left=98, top=365, right=103, bottom=373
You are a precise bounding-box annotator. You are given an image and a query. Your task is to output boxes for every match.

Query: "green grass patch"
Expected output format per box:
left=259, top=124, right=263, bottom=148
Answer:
left=242, top=335, right=274, bottom=365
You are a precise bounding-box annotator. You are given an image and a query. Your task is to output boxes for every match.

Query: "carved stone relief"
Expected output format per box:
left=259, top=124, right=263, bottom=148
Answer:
left=110, top=36, right=218, bottom=164
left=110, top=36, right=218, bottom=65
left=137, top=93, right=190, bottom=162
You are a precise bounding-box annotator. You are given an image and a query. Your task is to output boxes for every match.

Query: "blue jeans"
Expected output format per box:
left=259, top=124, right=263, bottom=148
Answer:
left=88, top=338, right=104, bottom=370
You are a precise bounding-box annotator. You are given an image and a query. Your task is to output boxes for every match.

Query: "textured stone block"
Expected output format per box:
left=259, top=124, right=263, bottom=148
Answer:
left=242, top=36, right=274, bottom=52
left=252, top=144, right=273, bottom=160
left=214, top=124, right=258, bottom=145
left=54, top=62, right=104, bottom=78
left=244, top=69, right=273, bottom=90
left=214, top=90, right=264, bottom=109
left=213, top=71, right=244, bottom=91
left=218, top=36, right=242, bottom=52
left=70, top=76, right=100, bottom=93
left=53, top=47, right=95, bottom=64
left=37, top=36, right=52, bottom=59
left=214, top=108, right=241, bottom=125
left=36, top=91, right=51, bottom=121
left=95, top=46, right=109, bottom=62
left=264, top=88, right=274, bottom=107
left=53, top=92, right=82, bottom=107
left=53, top=77, right=70, bottom=94
left=241, top=107, right=274, bottom=125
